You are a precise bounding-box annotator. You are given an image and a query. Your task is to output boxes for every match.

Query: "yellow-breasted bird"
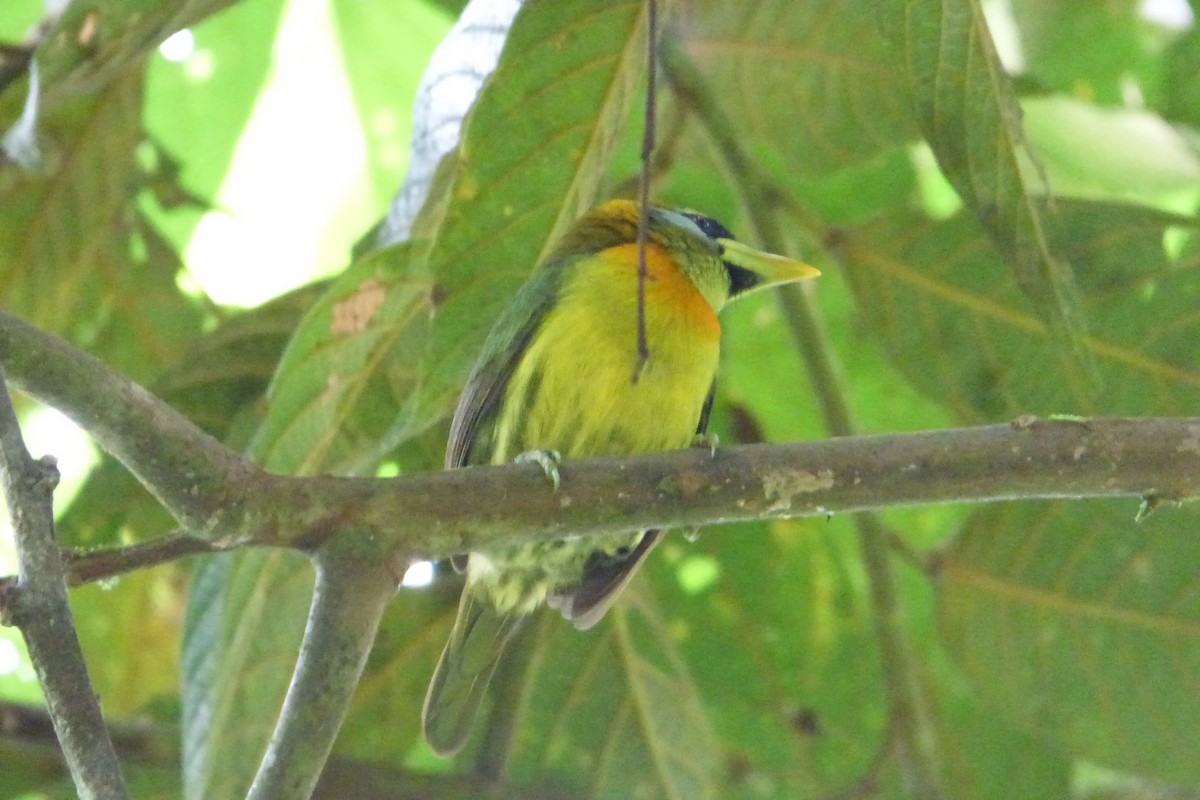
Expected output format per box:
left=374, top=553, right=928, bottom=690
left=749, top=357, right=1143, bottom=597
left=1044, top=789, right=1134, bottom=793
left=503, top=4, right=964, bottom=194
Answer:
left=422, top=199, right=819, bottom=756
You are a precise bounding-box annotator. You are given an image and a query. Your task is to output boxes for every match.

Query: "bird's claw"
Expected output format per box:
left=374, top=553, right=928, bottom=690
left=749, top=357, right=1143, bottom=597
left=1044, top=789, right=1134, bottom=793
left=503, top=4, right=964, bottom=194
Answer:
left=515, top=449, right=562, bottom=491
left=691, top=432, right=719, bottom=458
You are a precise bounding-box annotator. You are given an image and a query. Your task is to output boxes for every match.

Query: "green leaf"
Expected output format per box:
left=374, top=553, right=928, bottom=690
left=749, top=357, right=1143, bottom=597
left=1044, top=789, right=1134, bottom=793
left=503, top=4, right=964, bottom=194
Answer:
left=181, top=3, right=653, bottom=796
left=330, top=0, right=453, bottom=209
left=0, top=73, right=207, bottom=382
left=248, top=242, right=437, bottom=475
left=876, top=0, right=1097, bottom=396
left=654, top=520, right=887, bottom=798
left=1010, top=0, right=1155, bottom=108
left=415, top=0, right=653, bottom=406
left=25, top=0, right=241, bottom=114
left=496, top=582, right=720, bottom=800
left=1021, top=97, right=1200, bottom=209
left=844, top=202, right=1200, bottom=419
left=935, top=687, right=1073, bottom=800
left=143, top=0, right=287, bottom=240
left=939, top=501, right=1200, bottom=787
left=677, top=1, right=918, bottom=177
left=181, top=549, right=312, bottom=800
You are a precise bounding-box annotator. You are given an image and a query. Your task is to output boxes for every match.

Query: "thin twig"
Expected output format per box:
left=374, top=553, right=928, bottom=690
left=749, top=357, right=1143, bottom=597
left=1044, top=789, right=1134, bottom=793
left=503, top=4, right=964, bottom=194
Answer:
left=0, top=367, right=130, bottom=800
left=633, top=0, right=658, bottom=383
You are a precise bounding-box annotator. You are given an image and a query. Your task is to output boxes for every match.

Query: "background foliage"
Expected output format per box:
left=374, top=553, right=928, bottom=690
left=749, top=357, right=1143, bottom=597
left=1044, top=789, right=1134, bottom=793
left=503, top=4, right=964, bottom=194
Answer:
left=1, top=0, right=1199, bottom=798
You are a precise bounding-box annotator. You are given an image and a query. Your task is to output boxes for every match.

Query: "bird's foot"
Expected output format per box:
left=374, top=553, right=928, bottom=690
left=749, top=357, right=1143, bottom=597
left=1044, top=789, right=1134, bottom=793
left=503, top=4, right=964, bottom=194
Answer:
left=691, top=432, right=719, bottom=458
left=515, top=449, right=562, bottom=491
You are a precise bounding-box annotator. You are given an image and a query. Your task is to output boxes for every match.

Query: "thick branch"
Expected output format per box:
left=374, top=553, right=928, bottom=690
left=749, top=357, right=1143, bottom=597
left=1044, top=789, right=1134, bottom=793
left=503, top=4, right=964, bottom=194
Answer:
left=255, top=416, right=1200, bottom=559
left=0, top=310, right=257, bottom=535
left=1, top=417, right=1196, bottom=594
left=0, top=369, right=129, bottom=800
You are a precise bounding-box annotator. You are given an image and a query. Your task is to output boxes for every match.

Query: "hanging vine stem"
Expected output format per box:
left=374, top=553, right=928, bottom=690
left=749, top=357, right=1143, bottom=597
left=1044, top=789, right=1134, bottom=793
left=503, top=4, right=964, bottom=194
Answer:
left=633, top=0, right=657, bottom=383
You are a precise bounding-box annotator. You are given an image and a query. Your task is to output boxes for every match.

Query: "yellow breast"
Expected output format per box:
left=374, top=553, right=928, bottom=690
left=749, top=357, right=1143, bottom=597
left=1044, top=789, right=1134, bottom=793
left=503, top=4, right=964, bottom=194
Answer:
left=492, top=242, right=720, bottom=462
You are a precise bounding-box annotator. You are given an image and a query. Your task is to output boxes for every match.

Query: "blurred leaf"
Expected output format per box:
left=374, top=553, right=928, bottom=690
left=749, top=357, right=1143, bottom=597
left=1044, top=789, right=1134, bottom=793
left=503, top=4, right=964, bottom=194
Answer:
left=181, top=549, right=312, bottom=800
left=17, top=0, right=239, bottom=115
left=652, top=520, right=887, bottom=798
left=935, top=687, right=1073, bottom=799
left=143, top=0, right=287, bottom=240
left=876, top=0, right=1097, bottom=397
left=72, top=568, right=185, bottom=715
left=939, top=501, right=1200, bottom=787
left=1161, top=26, right=1200, bottom=128
left=58, top=283, right=322, bottom=548
left=843, top=201, right=1200, bottom=420
left=677, top=1, right=918, bottom=178
left=337, top=576, right=461, bottom=764
left=496, top=583, right=720, bottom=800
left=0, top=72, right=207, bottom=381
left=1010, top=0, right=1149, bottom=107
left=1022, top=97, right=1200, bottom=209
left=331, top=0, right=452, bottom=209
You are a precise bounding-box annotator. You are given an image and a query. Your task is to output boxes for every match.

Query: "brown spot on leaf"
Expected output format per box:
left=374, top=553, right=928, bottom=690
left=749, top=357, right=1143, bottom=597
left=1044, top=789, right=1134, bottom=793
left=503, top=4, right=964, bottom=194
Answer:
left=330, top=279, right=386, bottom=335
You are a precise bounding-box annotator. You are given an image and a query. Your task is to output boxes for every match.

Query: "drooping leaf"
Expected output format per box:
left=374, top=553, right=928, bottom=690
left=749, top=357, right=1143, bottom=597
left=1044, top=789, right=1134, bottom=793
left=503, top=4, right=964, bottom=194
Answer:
left=939, top=501, right=1200, bottom=787
left=494, top=582, right=720, bottom=800
left=0, top=72, right=207, bottom=382
left=843, top=201, right=1200, bottom=420
left=678, top=1, right=918, bottom=178
left=876, top=0, right=1097, bottom=398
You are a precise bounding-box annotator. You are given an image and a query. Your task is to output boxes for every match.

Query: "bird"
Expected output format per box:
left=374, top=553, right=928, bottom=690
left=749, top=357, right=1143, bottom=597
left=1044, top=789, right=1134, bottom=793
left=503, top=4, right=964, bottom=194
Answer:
left=422, top=198, right=819, bottom=756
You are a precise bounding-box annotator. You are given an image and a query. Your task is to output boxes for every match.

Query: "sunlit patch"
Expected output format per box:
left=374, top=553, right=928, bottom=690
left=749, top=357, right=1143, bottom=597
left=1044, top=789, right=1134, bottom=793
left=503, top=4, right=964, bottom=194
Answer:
left=183, top=49, right=215, bottom=82
left=0, top=637, right=18, bottom=675
left=401, top=560, right=435, bottom=588
left=20, top=404, right=100, bottom=510
left=910, top=143, right=962, bottom=220
left=375, top=461, right=400, bottom=478
left=676, top=554, right=720, bottom=595
left=159, top=29, right=195, bottom=63
left=1141, top=0, right=1193, bottom=29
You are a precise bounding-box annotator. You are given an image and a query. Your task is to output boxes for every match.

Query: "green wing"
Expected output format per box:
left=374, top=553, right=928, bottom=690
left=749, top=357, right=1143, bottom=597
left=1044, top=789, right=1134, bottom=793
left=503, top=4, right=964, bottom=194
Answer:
left=445, top=262, right=568, bottom=470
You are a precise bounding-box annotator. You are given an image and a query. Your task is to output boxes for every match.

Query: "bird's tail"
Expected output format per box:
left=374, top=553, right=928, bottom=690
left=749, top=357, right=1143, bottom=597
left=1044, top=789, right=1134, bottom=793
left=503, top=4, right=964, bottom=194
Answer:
left=422, top=589, right=523, bottom=757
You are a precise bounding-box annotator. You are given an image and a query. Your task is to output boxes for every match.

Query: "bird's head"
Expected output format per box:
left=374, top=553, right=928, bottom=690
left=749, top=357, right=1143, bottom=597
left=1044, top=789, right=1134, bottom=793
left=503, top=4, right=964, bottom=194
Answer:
left=548, top=200, right=819, bottom=312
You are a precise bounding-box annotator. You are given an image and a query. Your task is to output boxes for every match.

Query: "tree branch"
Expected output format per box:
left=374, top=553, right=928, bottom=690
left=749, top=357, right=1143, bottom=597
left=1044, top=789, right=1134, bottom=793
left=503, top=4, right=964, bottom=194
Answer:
left=0, top=301, right=1196, bottom=591
left=0, top=367, right=130, bottom=800
left=0, top=309, right=258, bottom=537
left=246, top=538, right=402, bottom=800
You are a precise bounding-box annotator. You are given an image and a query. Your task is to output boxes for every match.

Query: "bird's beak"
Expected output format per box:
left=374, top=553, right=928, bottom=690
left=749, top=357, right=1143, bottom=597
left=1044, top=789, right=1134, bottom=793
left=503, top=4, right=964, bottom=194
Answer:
left=717, top=238, right=820, bottom=297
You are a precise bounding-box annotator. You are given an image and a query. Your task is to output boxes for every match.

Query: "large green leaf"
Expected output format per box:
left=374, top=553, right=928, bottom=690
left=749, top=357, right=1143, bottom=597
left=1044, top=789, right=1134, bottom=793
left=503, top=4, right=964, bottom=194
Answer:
left=415, top=0, right=653, bottom=405
left=876, top=0, right=1096, bottom=397
left=678, top=2, right=917, bottom=178
left=939, top=501, right=1200, bottom=787
left=843, top=201, right=1200, bottom=420
left=494, top=583, right=719, bottom=800
left=180, top=2, right=654, bottom=796
left=0, top=72, right=206, bottom=382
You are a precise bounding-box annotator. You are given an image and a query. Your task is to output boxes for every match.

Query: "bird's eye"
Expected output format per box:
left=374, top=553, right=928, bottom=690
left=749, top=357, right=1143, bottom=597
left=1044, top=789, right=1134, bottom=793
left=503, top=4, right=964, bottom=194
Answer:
left=680, top=212, right=736, bottom=243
